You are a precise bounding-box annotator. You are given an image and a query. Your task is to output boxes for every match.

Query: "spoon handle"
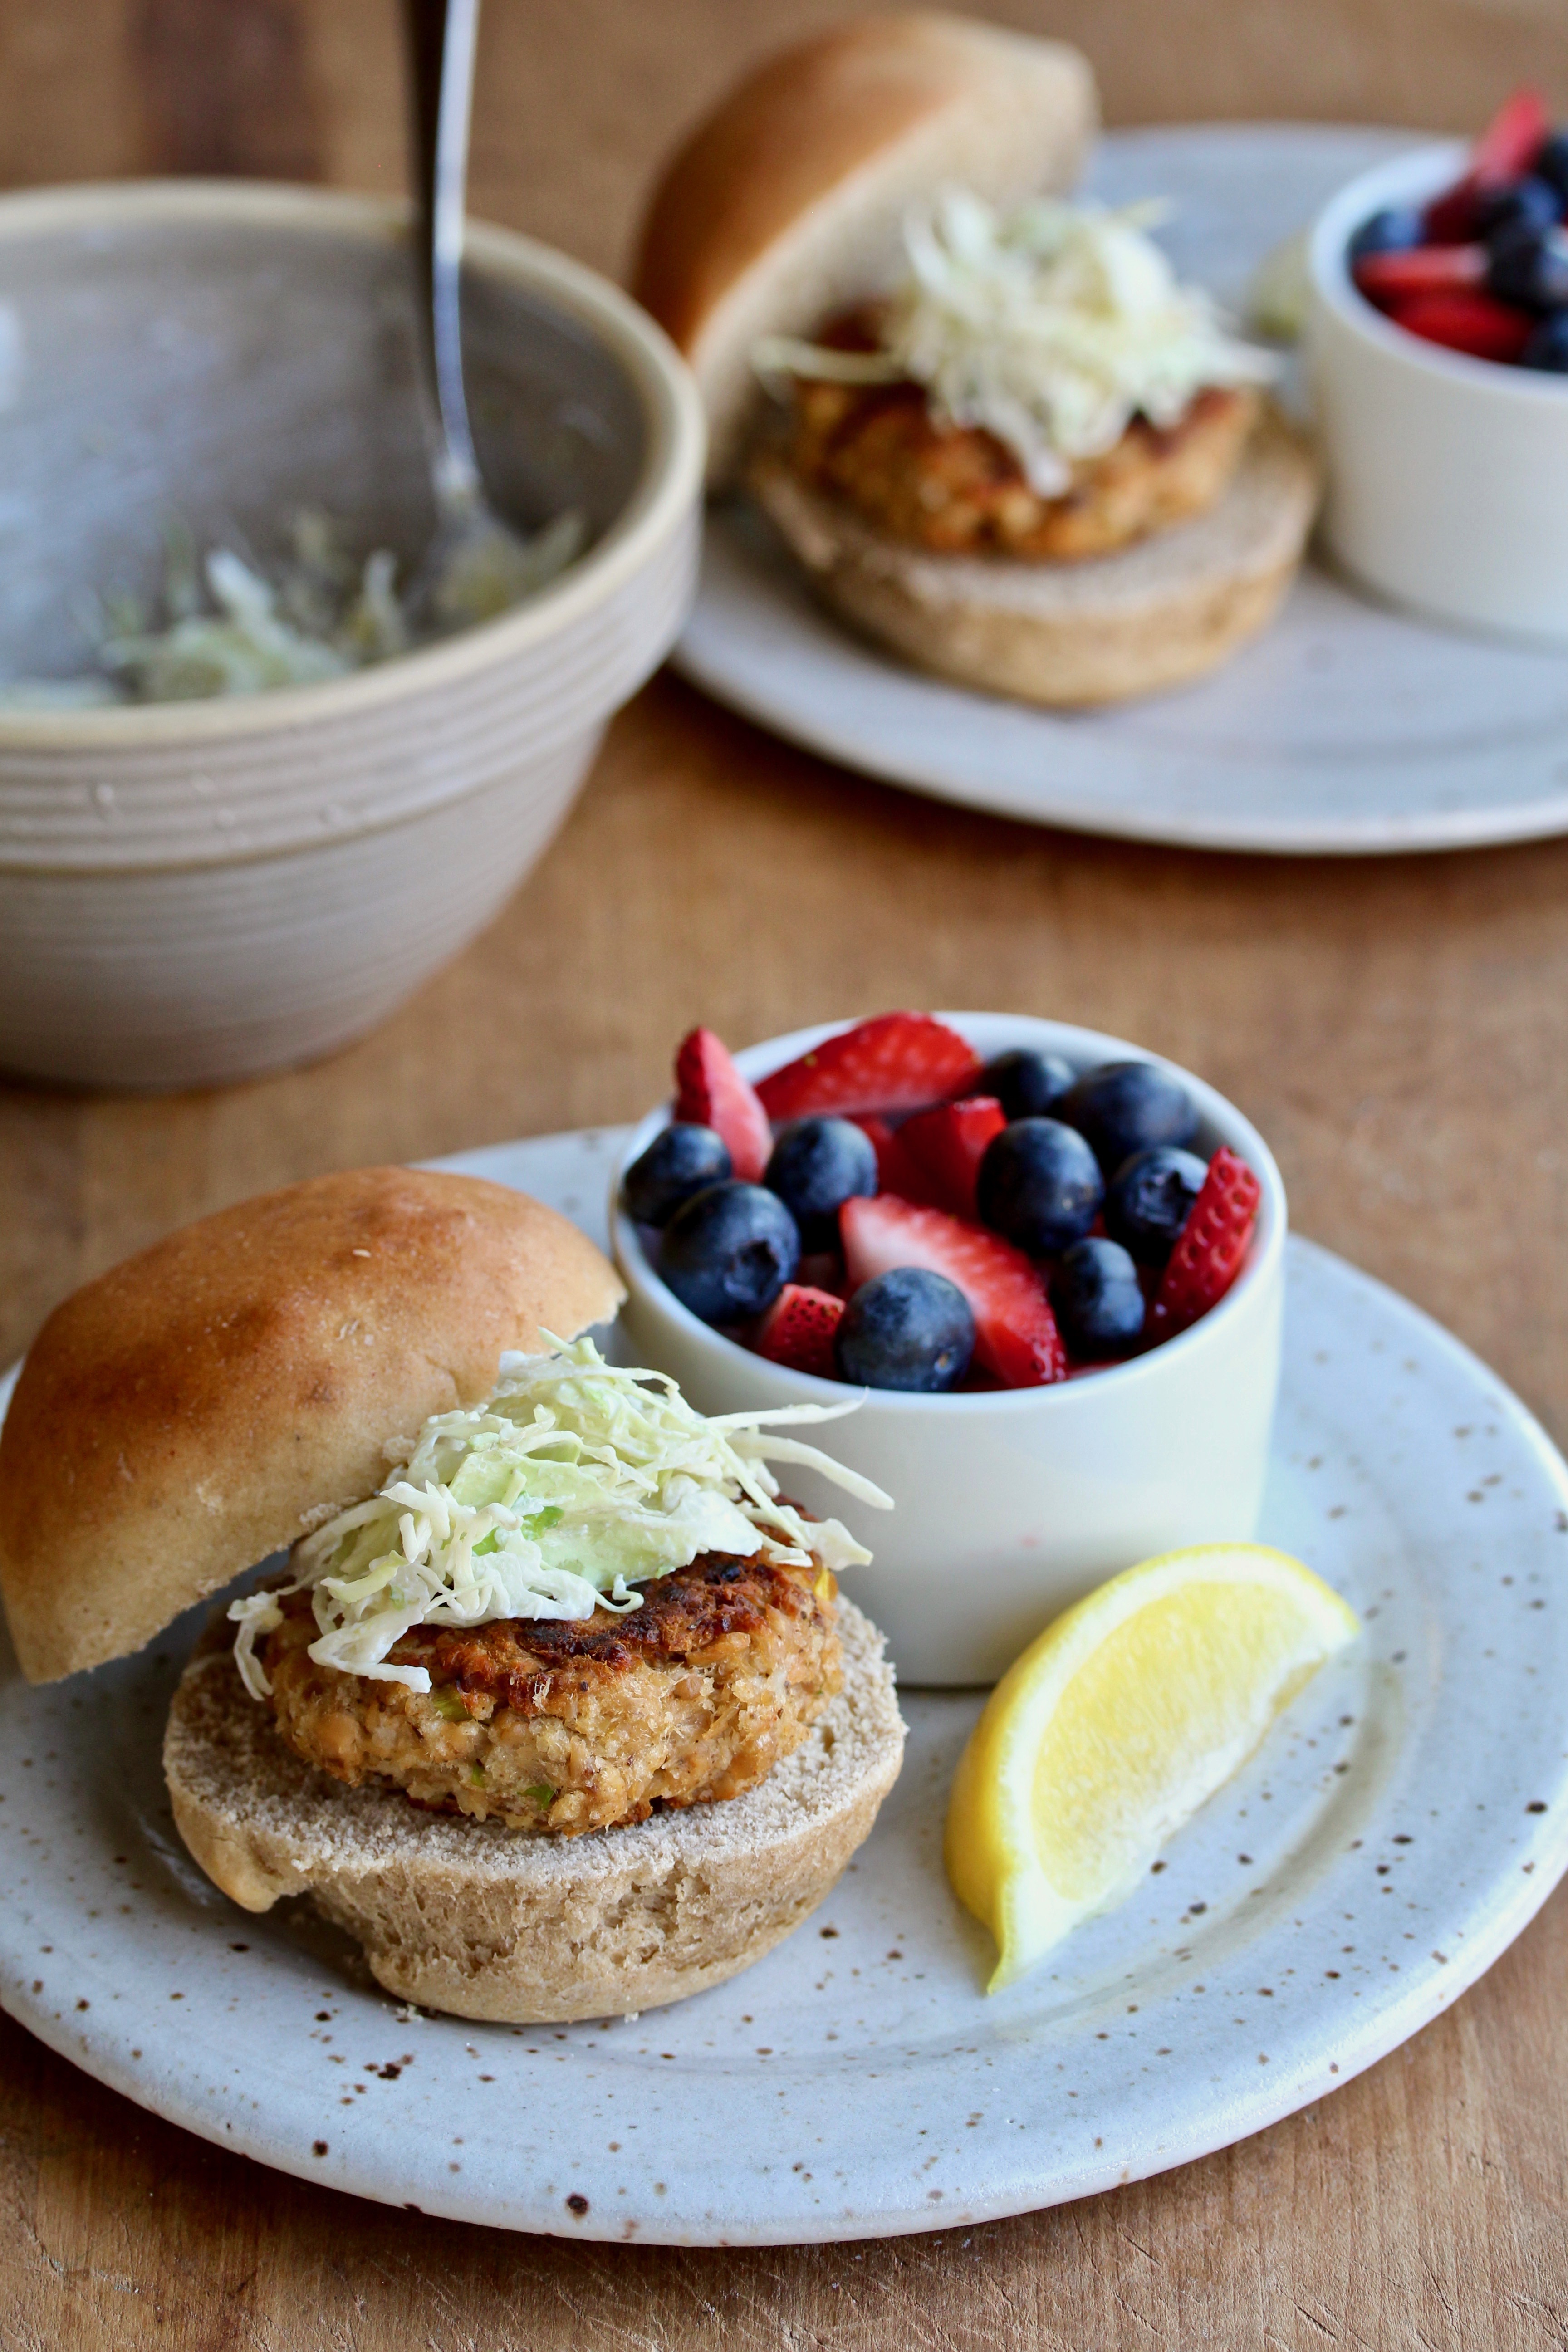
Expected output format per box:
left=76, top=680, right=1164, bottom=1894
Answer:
left=402, top=0, right=482, bottom=501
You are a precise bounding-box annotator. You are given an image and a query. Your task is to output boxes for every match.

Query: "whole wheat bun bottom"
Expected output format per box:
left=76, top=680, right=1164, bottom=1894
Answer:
left=750, top=404, right=1321, bottom=707
left=164, top=1598, right=905, bottom=2024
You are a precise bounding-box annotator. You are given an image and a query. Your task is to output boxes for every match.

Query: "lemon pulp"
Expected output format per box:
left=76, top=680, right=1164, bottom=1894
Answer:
left=945, top=1543, right=1359, bottom=1989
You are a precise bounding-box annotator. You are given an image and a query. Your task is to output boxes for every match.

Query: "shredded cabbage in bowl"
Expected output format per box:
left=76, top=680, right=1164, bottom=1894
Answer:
left=229, top=1335, right=891, bottom=1699
left=0, top=505, right=584, bottom=709
left=754, top=191, right=1279, bottom=498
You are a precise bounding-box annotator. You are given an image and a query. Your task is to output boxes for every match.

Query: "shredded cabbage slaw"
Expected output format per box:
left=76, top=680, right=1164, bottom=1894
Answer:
left=0, top=505, right=584, bottom=709
left=229, top=1335, right=891, bottom=1699
left=755, top=191, right=1278, bottom=499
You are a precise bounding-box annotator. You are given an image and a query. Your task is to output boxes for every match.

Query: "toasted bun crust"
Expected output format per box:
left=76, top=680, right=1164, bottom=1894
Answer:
left=163, top=1595, right=905, bottom=2024
left=0, top=1169, right=625, bottom=1685
left=750, top=404, right=1323, bottom=706
left=634, top=12, right=1096, bottom=485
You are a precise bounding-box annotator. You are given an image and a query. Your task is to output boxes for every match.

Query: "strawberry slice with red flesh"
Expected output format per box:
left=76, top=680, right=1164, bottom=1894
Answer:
left=756, top=1014, right=982, bottom=1122
left=1386, top=290, right=1532, bottom=363
left=899, top=1095, right=1007, bottom=1219
left=1426, top=86, right=1550, bottom=241
left=753, top=1284, right=843, bottom=1379
left=673, top=1027, right=772, bottom=1183
left=1147, top=1146, right=1262, bottom=1340
left=1470, top=84, right=1552, bottom=180
left=1353, top=244, right=1485, bottom=303
left=852, top=1116, right=944, bottom=1209
left=841, top=1194, right=1066, bottom=1387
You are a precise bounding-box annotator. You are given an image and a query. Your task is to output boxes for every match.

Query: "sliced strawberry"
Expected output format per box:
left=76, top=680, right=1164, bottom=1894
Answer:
left=1386, top=289, right=1532, bottom=363
left=1426, top=86, right=1550, bottom=240
left=753, top=1283, right=844, bottom=1379
left=1147, top=1146, right=1261, bottom=1340
left=756, top=1013, right=982, bottom=1122
left=1353, top=243, right=1485, bottom=303
left=841, top=1194, right=1066, bottom=1387
left=899, top=1095, right=1007, bottom=1219
left=673, top=1027, right=771, bottom=1183
left=1471, top=84, right=1551, bottom=181
left=852, top=1116, right=944, bottom=1209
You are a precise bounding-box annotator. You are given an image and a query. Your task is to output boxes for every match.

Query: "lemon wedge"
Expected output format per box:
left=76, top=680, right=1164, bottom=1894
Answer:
left=945, top=1544, right=1359, bottom=1990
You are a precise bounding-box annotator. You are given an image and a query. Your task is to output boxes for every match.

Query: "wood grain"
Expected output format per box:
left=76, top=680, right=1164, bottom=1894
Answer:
left=2, top=0, right=1568, bottom=2344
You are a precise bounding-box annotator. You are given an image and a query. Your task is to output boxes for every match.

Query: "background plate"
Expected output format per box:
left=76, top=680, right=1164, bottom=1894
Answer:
left=675, top=126, right=1568, bottom=857
left=1, top=1124, right=1566, bottom=2244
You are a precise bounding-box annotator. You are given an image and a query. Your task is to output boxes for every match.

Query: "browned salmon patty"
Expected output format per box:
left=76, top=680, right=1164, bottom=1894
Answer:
left=261, top=1553, right=841, bottom=1836
left=781, top=309, right=1257, bottom=561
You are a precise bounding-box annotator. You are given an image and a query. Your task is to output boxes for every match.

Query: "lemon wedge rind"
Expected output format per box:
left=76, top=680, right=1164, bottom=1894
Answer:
left=944, top=1542, right=1360, bottom=1992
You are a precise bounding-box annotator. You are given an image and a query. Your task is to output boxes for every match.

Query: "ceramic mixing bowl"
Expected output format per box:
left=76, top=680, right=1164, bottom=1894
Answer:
left=0, top=181, right=704, bottom=1087
left=612, top=1013, right=1287, bottom=1687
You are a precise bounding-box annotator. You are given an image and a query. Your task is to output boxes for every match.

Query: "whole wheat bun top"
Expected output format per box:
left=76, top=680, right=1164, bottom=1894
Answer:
left=0, top=1168, right=625, bottom=1686
left=632, top=11, right=1098, bottom=485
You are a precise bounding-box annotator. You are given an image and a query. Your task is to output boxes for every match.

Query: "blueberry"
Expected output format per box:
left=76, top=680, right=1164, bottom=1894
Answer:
left=975, top=1118, right=1103, bottom=1256
left=1348, top=206, right=1424, bottom=265
left=1487, top=223, right=1568, bottom=309
left=659, top=1182, right=799, bottom=1324
left=623, top=1123, right=732, bottom=1227
left=1054, top=1239, right=1147, bottom=1357
left=1057, top=1060, right=1197, bottom=1176
left=979, top=1048, right=1076, bottom=1122
left=836, top=1268, right=975, bottom=1392
left=764, top=1116, right=877, bottom=1248
left=1536, top=131, right=1568, bottom=205
left=1477, top=174, right=1563, bottom=241
left=1521, top=310, right=1568, bottom=371
left=1105, top=1145, right=1210, bottom=1267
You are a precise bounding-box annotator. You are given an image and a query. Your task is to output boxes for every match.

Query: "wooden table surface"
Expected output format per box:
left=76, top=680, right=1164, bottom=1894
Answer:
left=4, top=1, right=1568, bottom=2342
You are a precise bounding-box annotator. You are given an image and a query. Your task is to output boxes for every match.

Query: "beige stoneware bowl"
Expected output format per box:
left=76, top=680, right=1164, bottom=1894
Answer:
left=0, top=181, right=705, bottom=1087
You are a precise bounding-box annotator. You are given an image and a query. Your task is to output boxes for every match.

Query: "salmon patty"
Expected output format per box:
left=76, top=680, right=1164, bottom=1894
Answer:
left=779, top=310, right=1258, bottom=562
left=261, top=1552, right=841, bottom=1836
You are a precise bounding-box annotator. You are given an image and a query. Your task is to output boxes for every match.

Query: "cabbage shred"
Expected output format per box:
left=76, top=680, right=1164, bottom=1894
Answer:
left=229, top=1336, right=890, bottom=1699
left=755, top=192, right=1279, bottom=499
left=1, top=505, right=585, bottom=708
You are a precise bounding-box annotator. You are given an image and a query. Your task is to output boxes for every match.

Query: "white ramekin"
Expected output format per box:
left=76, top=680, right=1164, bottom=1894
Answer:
left=0, top=182, right=706, bottom=1087
left=1307, top=142, right=1568, bottom=644
left=611, top=1013, right=1286, bottom=1687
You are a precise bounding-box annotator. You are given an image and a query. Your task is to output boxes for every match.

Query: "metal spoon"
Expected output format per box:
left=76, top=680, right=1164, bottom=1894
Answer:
left=402, top=0, right=580, bottom=630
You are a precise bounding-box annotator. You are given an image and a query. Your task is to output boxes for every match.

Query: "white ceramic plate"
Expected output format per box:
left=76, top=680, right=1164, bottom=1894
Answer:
left=2, top=1124, right=1567, bottom=2245
left=675, top=126, right=1568, bottom=857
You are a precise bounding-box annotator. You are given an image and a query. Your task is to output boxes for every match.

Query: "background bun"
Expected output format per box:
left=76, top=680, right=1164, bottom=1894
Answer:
left=0, top=1168, right=624, bottom=1685
left=750, top=403, right=1321, bottom=705
left=164, top=1595, right=904, bottom=2024
left=633, top=11, right=1097, bottom=485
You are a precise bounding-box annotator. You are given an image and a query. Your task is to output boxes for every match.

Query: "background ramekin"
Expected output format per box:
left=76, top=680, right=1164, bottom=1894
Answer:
left=612, top=1013, right=1287, bottom=1686
left=0, top=182, right=705, bottom=1088
left=1307, top=143, right=1568, bottom=644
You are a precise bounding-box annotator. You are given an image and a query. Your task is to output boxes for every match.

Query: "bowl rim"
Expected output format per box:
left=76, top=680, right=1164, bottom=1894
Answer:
left=0, top=178, right=706, bottom=745
left=611, top=1011, right=1288, bottom=1415
left=1307, top=138, right=1568, bottom=400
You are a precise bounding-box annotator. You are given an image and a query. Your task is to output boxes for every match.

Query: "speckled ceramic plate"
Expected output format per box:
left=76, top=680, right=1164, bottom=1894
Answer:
left=676, top=126, right=1568, bottom=857
left=1, top=1125, right=1566, bottom=2245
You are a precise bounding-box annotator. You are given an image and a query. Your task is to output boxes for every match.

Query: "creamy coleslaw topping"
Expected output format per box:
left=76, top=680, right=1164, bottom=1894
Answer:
left=229, top=1336, right=890, bottom=1699
left=755, top=191, right=1278, bottom=497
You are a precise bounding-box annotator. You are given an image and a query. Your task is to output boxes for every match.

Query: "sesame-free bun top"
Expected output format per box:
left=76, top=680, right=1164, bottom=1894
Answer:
left=633, top=11, right=1098, bottom=485
left=0, top=1168, right=625, bottom=1685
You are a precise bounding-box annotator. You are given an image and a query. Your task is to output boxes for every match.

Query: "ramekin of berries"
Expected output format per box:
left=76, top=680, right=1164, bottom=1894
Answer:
left=612, top=1012, right=1286, bottom=1684
left=1308, top=89, right=1568, bottom=643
